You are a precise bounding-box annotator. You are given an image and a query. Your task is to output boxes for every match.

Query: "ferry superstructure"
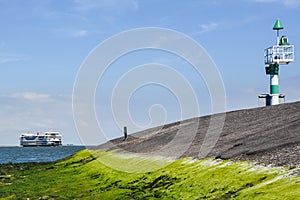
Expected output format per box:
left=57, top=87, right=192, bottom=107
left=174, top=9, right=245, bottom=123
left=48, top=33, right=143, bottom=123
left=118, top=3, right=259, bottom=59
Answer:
left=19, top=131, right=62, bottom=147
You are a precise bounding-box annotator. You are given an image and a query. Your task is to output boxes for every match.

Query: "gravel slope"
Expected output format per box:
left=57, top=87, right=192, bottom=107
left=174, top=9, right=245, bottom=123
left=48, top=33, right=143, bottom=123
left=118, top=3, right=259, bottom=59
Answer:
left=95, top=101, right=300, bottom=167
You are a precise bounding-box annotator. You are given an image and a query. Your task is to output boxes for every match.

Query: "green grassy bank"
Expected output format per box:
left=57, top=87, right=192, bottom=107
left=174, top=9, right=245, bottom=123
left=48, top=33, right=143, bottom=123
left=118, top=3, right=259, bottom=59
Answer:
left=0, top=150, right=299, bottom=199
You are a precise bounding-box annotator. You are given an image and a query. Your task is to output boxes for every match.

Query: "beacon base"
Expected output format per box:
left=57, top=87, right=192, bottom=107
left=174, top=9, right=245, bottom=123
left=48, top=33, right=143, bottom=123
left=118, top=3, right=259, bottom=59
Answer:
left=258, top=94, right=285, bottom=107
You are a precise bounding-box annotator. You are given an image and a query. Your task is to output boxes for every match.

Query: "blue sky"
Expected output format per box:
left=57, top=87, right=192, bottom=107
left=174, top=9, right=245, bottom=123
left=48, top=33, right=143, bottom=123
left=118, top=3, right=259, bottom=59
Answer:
left=1, top=0, right=300, bottom=145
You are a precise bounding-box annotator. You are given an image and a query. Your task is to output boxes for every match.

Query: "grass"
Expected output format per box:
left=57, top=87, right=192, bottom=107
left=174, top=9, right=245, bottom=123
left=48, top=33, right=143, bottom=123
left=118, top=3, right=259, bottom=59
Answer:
left=0, top=149, right=299, bottom=199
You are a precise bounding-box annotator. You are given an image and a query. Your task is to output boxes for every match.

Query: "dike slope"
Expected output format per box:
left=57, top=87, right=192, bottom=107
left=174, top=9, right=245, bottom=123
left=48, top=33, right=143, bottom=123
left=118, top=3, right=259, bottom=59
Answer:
left=96, top=101, right=300, bottom=167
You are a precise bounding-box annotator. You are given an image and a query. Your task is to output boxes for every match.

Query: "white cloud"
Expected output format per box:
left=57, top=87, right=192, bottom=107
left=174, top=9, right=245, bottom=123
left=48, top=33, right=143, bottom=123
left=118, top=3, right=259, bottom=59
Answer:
left=281, top=0, right=300, bottom=6
left=0, top=54, right=28, bottom=64
left=251, top=0, right=300, bottom=7
left=42, top=11, right=88, bottom=21
left=0, top=93, right=81, bottom=145
left=196, top=22, right=218, bottom=34
left=73, top=0, right=139, bottom=13
left=72, top=29, right=88, bottom=37
left=253, top=0, right=276, bottom=2
left=51, top=28, right=89, bottom=38
left=0, top=58, right=21, bottom=63
left=6, top=92, right=53, bottom=102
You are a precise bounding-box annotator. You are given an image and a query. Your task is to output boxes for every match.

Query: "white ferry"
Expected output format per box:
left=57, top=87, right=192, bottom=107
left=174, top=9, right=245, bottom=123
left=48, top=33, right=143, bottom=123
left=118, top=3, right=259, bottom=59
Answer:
left=20, top=131, right=62, bottom=147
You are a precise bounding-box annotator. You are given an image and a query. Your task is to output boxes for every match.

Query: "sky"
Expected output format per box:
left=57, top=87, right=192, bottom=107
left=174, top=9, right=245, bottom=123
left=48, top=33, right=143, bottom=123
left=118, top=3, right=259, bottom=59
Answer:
left=1, top=0, right=300, bottom=146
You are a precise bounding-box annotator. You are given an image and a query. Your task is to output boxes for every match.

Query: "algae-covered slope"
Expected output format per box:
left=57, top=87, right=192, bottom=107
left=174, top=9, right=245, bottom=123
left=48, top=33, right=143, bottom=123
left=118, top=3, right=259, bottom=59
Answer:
left=0, top=150, right=299, bottom=199
left=96, top=101, right=300, bottom=167
left=1, top=102, right=300, bottom=199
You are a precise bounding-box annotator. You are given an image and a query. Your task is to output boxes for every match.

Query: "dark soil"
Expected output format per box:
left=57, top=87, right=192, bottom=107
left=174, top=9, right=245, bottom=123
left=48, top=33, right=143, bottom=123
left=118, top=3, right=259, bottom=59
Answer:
left=94, top=101, right=300, bottom=167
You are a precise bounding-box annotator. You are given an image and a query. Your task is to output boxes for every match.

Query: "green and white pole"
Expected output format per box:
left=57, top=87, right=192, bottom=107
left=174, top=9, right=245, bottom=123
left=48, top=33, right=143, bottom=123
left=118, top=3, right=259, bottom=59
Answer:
left=265, top=63, right=280, bottom=105
left=270, top=68, right=279, bottom=105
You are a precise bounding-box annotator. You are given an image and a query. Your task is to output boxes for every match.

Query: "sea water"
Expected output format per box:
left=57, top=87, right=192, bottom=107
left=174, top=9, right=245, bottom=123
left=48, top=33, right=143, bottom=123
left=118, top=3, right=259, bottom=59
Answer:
left=0, top=146, right=85, bottom=164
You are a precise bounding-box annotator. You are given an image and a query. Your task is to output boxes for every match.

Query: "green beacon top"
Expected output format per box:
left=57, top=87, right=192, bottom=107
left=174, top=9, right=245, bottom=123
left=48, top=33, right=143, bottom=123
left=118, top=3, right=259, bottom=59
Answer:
left=273, top=19, right=284, bottom=30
